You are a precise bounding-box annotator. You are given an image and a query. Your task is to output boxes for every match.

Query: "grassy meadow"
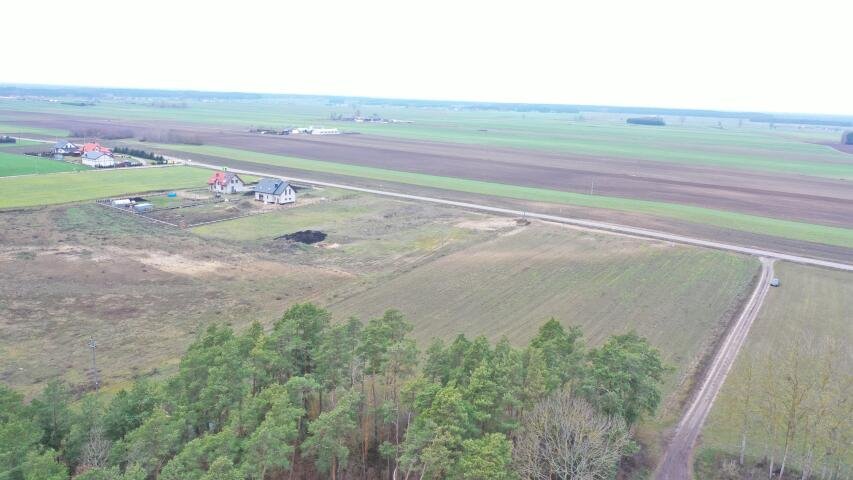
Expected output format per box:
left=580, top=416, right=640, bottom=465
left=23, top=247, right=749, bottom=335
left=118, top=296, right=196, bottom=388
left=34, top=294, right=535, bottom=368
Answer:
left=158, top=143, right=853, bottom=248
left=0, top=151, right=87, bottom=176
left=0, top=166, right=211, bottom=208
left=0, top=121, right=69, bottom=137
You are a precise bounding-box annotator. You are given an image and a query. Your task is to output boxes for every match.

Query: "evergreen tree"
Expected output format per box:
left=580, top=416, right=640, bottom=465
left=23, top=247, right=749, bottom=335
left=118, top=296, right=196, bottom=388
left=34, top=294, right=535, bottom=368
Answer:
left=302, top=391, right=361, bottom=480
left=28, top=380, right=71, bottom=451
left=457, top=433, right=515, bottom=480
left=21, top=449, right=68, bottom=480
left=241, top=392, right=303, bottom=480
left=581, top=332, right=668, bottom=424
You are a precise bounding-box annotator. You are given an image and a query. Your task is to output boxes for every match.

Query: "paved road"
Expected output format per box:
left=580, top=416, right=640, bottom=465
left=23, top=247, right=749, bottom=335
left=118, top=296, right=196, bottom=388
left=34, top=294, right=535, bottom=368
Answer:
left=655, top=258, right=775, bottom=480
left=183, top=159, right=853, bottom=271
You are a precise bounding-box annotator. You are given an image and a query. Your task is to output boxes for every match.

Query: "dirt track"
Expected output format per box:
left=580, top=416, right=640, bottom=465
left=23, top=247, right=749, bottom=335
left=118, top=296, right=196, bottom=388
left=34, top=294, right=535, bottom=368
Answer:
left=5, top=111, right=853, bottom=229
left=655, top=258, right=775, bottom=480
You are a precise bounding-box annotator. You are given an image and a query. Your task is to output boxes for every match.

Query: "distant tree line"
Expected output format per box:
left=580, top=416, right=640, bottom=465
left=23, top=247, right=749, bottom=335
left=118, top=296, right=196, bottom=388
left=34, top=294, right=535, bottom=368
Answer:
left=70, top=128, right=135, bottom=140
left=60, top=102, right=95, bottom=107
left=0, top=304, right=668, bottom=480
left=626, top=117, right=666, bottom=126
left=139, top=130, right=203, bottom=145
left=112, top=147, right=166, bottom=165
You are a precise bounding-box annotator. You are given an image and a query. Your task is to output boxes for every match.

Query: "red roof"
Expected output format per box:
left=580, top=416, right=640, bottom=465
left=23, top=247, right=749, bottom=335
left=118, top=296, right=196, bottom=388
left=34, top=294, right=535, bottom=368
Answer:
left=208, top=172, right=228, bottom=186
left=81, top=143, right=111, bottom=154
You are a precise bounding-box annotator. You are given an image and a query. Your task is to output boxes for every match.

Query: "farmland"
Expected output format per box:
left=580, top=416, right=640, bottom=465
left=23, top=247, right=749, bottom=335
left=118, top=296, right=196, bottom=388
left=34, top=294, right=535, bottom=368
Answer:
left=0, top=151, right=86, bottom=176
left=0, top=120, right=68, bottom=137
left=1, top=100, right=851, bottom=265
left=0, top=183, right=757, bottom=410
left=0, top=93, right=850, bottom=477
left=152, top=143, right=853, bottom=249
left=0, top=166, right=210, bottom=208
left=698, top=262, right=853, bottom=476
left=329, top=222, right=759, bottom=391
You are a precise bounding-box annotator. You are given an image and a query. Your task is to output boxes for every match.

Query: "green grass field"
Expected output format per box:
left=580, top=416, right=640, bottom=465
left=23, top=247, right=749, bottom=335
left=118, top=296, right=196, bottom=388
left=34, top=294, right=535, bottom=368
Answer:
left=158, top=144, right=853, bottom=248
left=0, top=122, right=68, bottom=137
left=0, top=166, right=211, bottom=208
left=0, top=151, right=86, bottom=176
left=700, top=262, right=853, bottom=473
left=0, top=139, right=42, bottom=149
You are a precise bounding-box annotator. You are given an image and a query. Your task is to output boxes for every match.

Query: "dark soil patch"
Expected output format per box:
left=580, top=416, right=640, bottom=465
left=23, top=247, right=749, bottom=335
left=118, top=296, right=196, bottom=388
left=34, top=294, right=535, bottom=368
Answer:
left=276, top=230, right=327, bottom=244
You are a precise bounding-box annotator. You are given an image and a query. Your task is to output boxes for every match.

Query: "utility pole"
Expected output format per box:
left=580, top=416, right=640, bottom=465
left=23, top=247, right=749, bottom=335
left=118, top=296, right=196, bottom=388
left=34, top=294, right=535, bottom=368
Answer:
left=88, top=338, right=100, bottom=390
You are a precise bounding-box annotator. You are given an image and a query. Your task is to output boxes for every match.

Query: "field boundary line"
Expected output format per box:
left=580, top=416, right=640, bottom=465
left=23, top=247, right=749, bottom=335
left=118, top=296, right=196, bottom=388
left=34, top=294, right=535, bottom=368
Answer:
left=95, top=200, right=180, bottom=228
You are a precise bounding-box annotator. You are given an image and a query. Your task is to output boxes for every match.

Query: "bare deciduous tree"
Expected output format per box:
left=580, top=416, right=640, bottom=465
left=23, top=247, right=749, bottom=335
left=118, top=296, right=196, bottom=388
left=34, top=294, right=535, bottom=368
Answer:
left=513, top=390, right=630, bottom=480
left=80, top=426, right=110, bottom=470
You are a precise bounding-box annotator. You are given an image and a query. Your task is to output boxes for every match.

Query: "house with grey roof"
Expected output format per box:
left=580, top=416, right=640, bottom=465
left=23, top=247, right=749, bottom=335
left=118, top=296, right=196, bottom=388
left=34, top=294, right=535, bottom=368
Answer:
left=81, top=150, right=115, bottom=168
left=254, top=178, right=296, bottom=204
left=52, top=140, right=79, bottom=155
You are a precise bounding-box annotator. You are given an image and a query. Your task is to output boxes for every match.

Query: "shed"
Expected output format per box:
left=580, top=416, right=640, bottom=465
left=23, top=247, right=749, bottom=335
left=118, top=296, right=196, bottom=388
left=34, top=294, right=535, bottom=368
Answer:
left=308, top=127, right=340, bottom=135
left=132, top=203, right=153, bottom=213
left=254, top=178, right=296, bottom=204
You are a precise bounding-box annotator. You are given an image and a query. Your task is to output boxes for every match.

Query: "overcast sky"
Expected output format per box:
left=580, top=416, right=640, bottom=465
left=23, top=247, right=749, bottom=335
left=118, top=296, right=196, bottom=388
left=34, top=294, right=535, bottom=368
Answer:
left=3, top=0, right=851, bottom=115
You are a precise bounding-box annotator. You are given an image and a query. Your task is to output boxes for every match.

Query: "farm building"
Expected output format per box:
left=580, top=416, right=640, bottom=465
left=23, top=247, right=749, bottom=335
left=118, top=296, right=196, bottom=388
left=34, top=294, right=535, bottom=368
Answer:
left=207, top=171, right=246, bottom=194
left=308, top=127, right=340, bottom=135
left=52, top=140, right=79, bottom=155
left=843, top=131, right=853, bottom=145
left=81, top=151, right=115, bottom=168
left=254, top=178, right=296, bottom=204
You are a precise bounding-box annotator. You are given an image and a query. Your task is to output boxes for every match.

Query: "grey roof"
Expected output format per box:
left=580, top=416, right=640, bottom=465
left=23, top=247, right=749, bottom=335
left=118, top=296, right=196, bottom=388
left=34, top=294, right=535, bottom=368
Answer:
left=83, top=150, right=109, bottom=159
left=53, top=140, right=76, bottom=149
left=254, top=178, right=291, bottom=195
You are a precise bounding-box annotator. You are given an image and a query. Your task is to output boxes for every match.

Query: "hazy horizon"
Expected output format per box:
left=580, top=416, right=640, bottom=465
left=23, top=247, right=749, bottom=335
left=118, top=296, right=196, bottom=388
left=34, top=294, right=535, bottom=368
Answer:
left=2, top=0, right=852, bottom=116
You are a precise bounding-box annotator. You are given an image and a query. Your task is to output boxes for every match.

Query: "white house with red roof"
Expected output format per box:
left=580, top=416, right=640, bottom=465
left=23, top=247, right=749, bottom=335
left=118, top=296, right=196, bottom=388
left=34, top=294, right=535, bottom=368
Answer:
left=208, top=171, right=246, bottom=194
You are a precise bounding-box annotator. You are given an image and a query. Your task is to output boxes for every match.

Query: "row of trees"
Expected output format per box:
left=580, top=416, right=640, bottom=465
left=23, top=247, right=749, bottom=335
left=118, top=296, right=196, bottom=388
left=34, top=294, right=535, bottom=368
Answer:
left=720, top=334, right=851, bottom=479
left=112, top=148, right=166, bottom=165
left=70, top=128, right=135, bottom=140
left=139, top=130, right=203, bottom=145
left=0, top=304, right=668, bottom=480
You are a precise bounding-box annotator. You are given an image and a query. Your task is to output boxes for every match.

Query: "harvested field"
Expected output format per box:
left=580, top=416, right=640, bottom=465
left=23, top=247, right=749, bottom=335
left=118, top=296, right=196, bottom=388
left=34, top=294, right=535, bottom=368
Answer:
left=328, top=223, right=759, bottom=396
